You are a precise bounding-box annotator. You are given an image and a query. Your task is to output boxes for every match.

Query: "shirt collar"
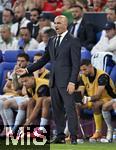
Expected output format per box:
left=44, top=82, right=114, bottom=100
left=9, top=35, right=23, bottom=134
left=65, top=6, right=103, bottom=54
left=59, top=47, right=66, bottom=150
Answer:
left=57, top=30, right=68, bottom=38
left=76, top=18, right=82, bottom=24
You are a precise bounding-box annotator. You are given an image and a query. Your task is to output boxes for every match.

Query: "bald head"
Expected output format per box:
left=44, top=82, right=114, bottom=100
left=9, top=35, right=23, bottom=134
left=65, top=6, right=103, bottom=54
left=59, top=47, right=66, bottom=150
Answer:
left=14, top=6, right=25, bottom=21
left=54, top=15, right=68, bottom=34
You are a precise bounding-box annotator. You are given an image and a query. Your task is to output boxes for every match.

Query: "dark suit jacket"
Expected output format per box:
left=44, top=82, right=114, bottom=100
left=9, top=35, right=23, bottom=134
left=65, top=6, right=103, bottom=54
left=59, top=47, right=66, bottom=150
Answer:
left=27, top=22, right=39, bottom=39
left=27, top=32, right=81, bottom=87
left=68, top=19, right=96, bottom=50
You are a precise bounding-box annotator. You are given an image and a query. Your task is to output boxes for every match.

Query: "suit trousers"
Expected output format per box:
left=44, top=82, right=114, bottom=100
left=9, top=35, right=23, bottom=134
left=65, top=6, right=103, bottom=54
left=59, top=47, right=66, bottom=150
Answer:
left=50, top=85, right=78, bottom=137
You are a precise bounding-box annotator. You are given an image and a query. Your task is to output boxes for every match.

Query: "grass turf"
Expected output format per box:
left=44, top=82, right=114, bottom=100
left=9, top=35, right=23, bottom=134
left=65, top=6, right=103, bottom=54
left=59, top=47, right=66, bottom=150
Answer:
left=0, top=138, right=116, bottom=150
left=50, top=143, right=116, bottom=150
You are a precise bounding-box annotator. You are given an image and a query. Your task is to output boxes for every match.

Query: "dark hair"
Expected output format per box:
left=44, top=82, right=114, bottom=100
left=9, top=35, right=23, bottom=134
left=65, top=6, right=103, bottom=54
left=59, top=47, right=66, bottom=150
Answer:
left=30, top=8, right=41, bottom=15
left=19, top=73, right=34, bottom=78
left=17, top=53, right=30, bottom=62
left=44, top=28, right=57, bottom=38
left=34, top=52, right=43, bottom=57
left=4, top=8, right=14, bottom=16
left=80, top=59, right=91, bottom=66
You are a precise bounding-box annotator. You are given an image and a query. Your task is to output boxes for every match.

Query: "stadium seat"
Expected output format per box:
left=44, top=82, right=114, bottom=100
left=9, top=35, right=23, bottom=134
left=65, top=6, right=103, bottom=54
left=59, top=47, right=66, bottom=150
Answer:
left=91, top=52, right=114, bottom=74
left=110, top=65, right=116, bottom=84
left=0, top=50, right=21, bottom=94
left=26, top=50, right=44, bottom=62
left=81, top=48, right=91, bottom=60
left=96, top=31, right=102, bottom=43
left=3, top=50, right=22, bottom=62
left=0, top=50, right=3, bottom=63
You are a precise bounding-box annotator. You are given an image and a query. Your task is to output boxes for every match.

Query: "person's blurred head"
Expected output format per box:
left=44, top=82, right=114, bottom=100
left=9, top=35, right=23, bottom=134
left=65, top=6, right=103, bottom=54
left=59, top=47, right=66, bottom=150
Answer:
left=80, top=59, right=93, bottom=76
left=39, top=13, right=52, bottom=29
left=19, top=27, right=31, bottom=43
left=0, top=25, right=11, bottom=42
left=33, top=52, right=43, bottom=63
left=104, top=21, right=116, bottom=39
left=17, top=53, right=29, bottom=68
left=18, top=74, right=35, bottom=89
left=30, top=8, right=41, bottom=24
left=106, top=0, right=116, bottom=9
left=2, top=8, right=14, bottom=24
left=106, top=8, right=116, bottom=22
left=41, top=28, right=56, bottom=43
left=71, top=5, right=83, bottom=21
left=93, top=0, right=102, bottom=7
left=14, top=6, right=25, bottom=21
left=54, top=15, right=68, bottom=35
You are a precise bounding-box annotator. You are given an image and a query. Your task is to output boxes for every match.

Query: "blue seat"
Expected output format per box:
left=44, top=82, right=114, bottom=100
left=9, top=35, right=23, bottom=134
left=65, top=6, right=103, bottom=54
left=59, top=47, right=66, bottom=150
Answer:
left=3, top=50, right=21, bottom=62
left=0, top=50, right=20, bottom=94
left=0, top=50, right=3, bottom=63
left=110, top=65, right=116, bottom=84
left=26, top=50, right=44, bottom=62
left=81, top=48, right=91, bottom=60
left=96, top=31, right=102, bottom=43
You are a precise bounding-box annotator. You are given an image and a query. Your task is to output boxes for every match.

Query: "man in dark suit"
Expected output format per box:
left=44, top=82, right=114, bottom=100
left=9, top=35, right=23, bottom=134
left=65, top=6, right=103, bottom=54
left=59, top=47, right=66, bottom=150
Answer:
left=68, top=5, right=96, bottom=51
left=16, top=15, right=81, bottom=144
left=27, top=8, right=41, bottom=39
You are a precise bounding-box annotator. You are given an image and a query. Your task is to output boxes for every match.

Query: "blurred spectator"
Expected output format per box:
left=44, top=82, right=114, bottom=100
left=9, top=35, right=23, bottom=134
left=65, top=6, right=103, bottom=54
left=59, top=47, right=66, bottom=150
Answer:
left=89, top=0, right=105, bottom=12
left=91, top=21, right=116, bottom=58
left=38, top=28, right=56, bottom=51
left=2, top=8, right=14, bottom=27
left=0, top=0, right=12, bottom=11
left=0, top=25, right=18, bottom=54
left=69, top=5, right=96, bottom=50
left=18, top=27, right=39, bottom=51
left=103, top=0, right=116, bottom=11
left=100, top=8, right=116, bottom=39
left=55, top=0, right=76, bottom=23
left=27, top=8, right=41, bottom=39
left=38, top=13, right=55, bottom=30
left=30, top=0, right=55, bottom=12
left=11, top=6, right=30, bottom=37
left=13, top=0, right=28, bottom=11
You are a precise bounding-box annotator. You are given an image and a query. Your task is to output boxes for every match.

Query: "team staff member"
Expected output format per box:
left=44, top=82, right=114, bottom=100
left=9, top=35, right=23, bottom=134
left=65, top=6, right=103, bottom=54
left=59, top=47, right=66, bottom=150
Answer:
left=16, top=15, right=81, bottom=144
left=76, top=59, right=116, bottom=141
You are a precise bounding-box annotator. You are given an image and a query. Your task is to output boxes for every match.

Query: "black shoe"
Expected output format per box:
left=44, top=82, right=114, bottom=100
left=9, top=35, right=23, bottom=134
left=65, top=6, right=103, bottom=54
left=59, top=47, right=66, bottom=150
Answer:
left=52, top=137, right=66, bottom=144
left=70, top=135, right=77, bottom=145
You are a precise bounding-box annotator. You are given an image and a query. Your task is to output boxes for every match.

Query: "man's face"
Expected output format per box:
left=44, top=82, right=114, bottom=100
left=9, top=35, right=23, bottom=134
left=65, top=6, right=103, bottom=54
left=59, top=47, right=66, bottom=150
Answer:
left=71, top=7, right=83, bottom=20
left=2, top=10, right=13, bottom=24
left=19, top=76, right=35, bottom=89
left=19, top=29, right=31, bottom=43
left=106, top=9, right=116, bottom=22
left=54, top=16, right=67, bottom=34
left=107, top=0, right=116, bottom=9
left=1, top=28, right=11, bottom=41
left=30, top=10, right=39, bottom=23
left=17, top=57, right=28, bottom=68
left=106, top=28, right=116, bottom=39
left=80, top=65, right=91, bottom=76
left=14, top=7, right=24, bottom=21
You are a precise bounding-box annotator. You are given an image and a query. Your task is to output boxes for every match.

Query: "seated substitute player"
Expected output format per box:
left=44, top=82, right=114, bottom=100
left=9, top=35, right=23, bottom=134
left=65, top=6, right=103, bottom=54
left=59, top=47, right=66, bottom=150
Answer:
left=76, top=59, right=116, bottom=141
left=0, top=53, right=30, bottom=136
left=18, top=73, right=50, bottom=127
left=101, top=98, right=116, bottom=142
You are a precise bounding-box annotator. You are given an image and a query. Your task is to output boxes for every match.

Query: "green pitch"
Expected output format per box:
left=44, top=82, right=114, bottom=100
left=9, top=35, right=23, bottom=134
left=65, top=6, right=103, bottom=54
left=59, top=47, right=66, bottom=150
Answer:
left=51, top=143, right=116, bottom=150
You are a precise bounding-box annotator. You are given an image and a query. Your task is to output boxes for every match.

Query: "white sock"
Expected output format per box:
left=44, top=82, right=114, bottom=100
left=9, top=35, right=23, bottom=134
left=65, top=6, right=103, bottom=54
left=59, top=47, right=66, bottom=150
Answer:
left=12, top=109, right=25, bottom=132
left=102, top=110, right=112, bottom=131
left=40, top=118, right=48, bottom=126
left=0, top=101, right=8, bottom=127
left=64, top=120, right=69, bottom=136
left=4, top=108, right=14, bottom=126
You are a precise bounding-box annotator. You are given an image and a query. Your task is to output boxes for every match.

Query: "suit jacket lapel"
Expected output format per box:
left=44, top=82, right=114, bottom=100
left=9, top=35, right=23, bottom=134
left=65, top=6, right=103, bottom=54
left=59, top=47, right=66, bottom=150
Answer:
left=55, top=33, right=69, bottom=57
